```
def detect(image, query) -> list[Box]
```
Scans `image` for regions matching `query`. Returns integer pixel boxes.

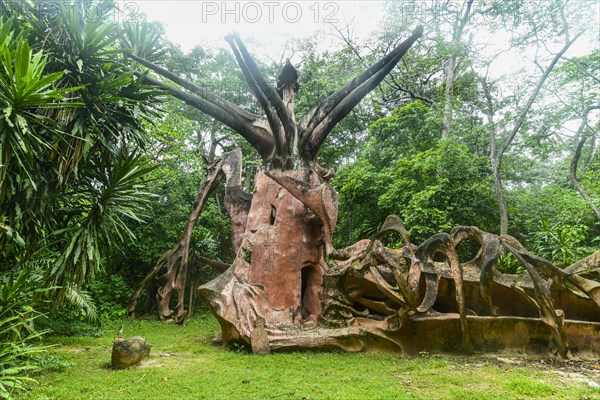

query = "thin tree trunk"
[570,105,600,222]
[187,276,196,317]
[441,53,457,139]
[207,130,218,162]
[481,30,582,235]
[492,157,509,235]
[441,0,473,139]
[481,76,509,235]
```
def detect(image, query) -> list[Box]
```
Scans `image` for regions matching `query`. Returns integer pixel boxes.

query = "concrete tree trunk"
[127,28,424,325]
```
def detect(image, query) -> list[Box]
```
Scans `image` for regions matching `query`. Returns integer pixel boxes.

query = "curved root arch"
[333,216,600,358]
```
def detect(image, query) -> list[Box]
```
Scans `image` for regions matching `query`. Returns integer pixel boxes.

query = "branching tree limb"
[299,26,424,158]
[225,36,283,159]
[441,0,474,139]
[133,71,274,158]
[499,31,584,158]
[570,104,600,222]
[482,28,583,235]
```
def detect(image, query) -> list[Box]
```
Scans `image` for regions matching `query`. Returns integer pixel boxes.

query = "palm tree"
[0,1,160,301]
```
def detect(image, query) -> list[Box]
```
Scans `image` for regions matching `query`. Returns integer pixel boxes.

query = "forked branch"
[298,26,423,159]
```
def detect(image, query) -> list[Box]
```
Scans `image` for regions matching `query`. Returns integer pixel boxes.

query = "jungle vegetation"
[0,0,598,397]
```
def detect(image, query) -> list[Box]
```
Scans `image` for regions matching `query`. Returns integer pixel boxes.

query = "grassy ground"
[19,312,600,400]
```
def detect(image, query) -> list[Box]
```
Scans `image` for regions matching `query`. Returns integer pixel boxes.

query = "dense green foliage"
[0,2,162,396]
[0,268,51,397]
[334,101,498,246]
[0,0,598,397]
[0,1,159,288]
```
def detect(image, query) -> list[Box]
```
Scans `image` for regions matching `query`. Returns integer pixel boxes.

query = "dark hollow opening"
[300,266,312,320]
[433,251,446,262]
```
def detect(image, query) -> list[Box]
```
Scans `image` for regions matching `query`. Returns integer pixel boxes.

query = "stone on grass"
[111,336,151,369]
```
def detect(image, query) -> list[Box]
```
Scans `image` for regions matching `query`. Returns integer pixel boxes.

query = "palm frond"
[63,285,98,321]
[49,155,156,296]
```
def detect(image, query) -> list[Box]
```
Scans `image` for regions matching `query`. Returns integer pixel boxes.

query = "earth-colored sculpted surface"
[200,210,600,359]
[126,27,599,358]
[199,164,335,342]
[111,336,152,369]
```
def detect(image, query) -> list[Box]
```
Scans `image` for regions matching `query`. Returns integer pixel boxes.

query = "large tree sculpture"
[128,26,424,323]
[128,28,600,358]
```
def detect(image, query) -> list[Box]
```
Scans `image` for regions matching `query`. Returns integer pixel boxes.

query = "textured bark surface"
[199,164,332,341]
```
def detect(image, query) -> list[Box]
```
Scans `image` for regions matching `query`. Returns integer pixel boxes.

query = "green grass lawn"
[19,312,600,400]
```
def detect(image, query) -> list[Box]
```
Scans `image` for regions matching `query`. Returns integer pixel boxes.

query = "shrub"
[0,268,51,399]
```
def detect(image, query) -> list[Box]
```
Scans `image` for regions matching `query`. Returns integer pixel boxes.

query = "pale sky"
[121,1,598,75]
[121,0,386,57]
